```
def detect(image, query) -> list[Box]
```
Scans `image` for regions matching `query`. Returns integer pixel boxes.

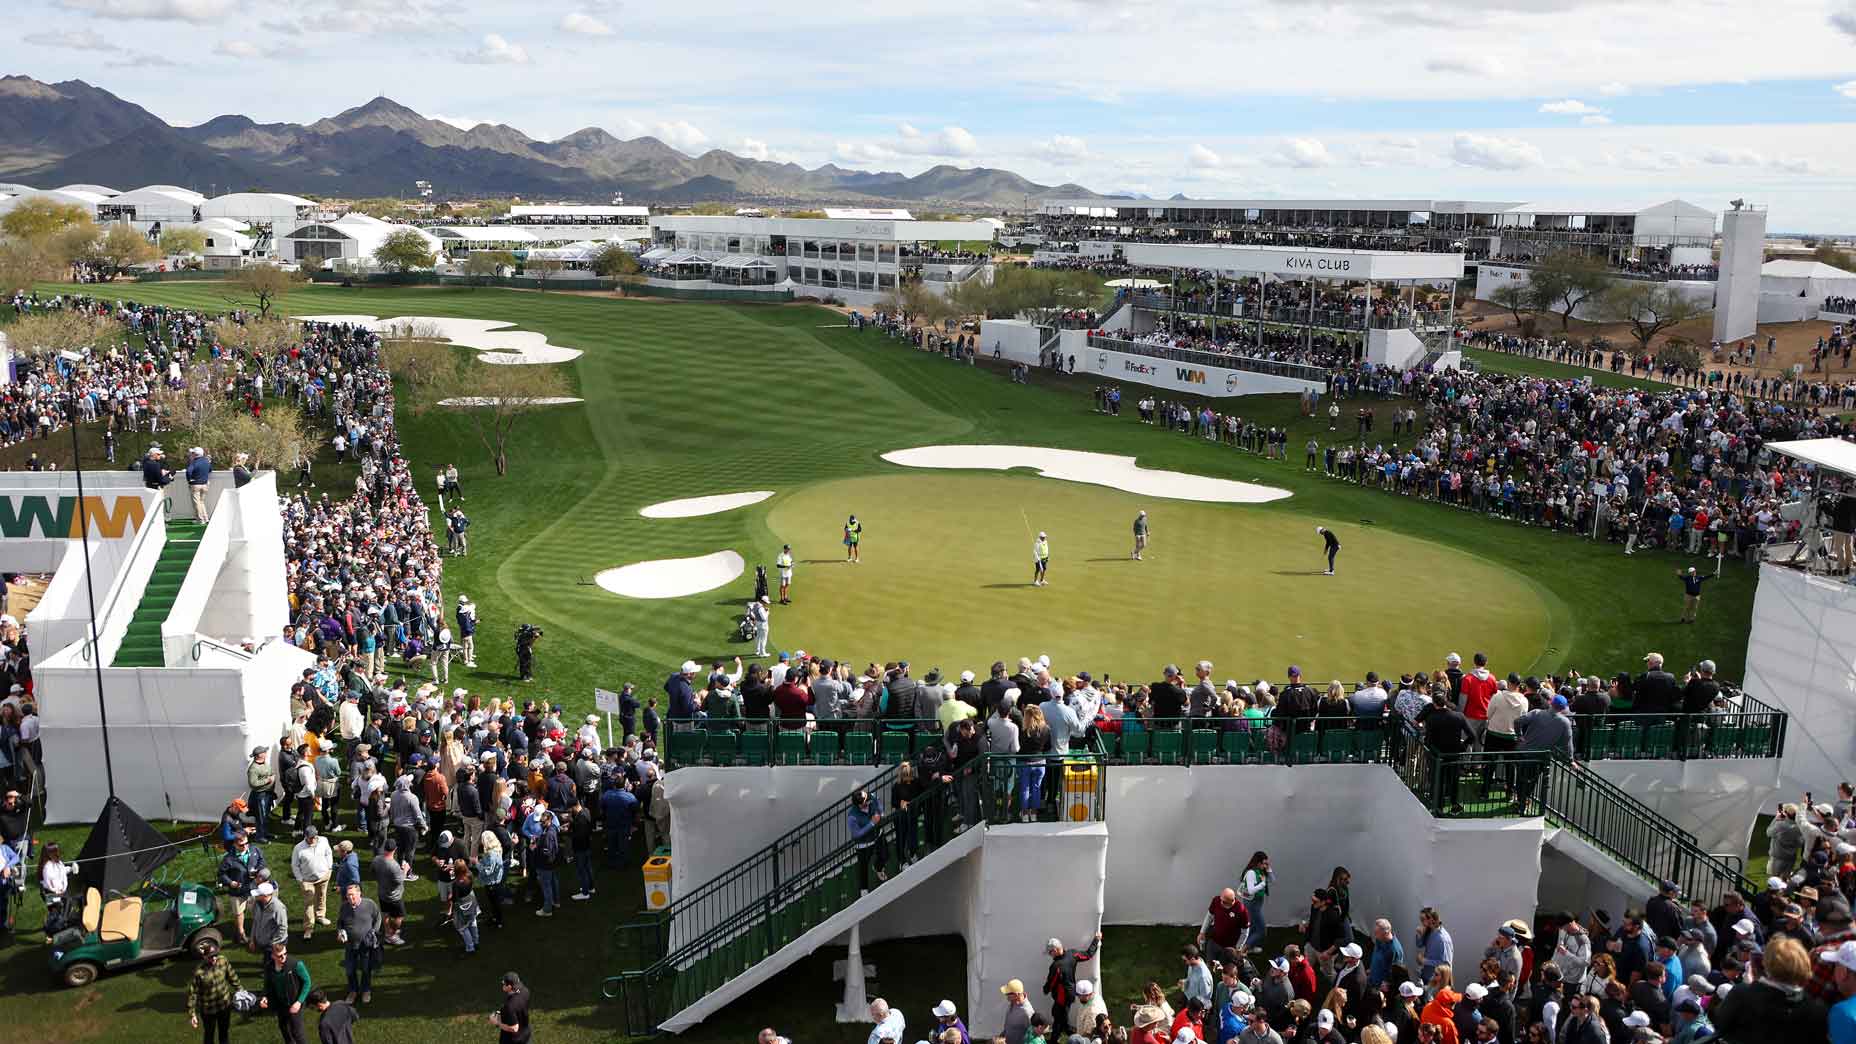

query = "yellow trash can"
[1063,760,1099,822]
[643,855,673,910]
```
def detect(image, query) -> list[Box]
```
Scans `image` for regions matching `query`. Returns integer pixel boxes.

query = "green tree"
[1489,283,1538,337]
[95,223,158,279]
[1527,251,1612,330]
[1811,244,1856,272]
[229,264,301,319]
[462,249,515,286]
[372,229,437,273]
[1599,282,1709,352]
[157,226,208,259]
[590,243,641,281]
[0,198,92,241]
[437,362,574,475]
[525,256,565,281]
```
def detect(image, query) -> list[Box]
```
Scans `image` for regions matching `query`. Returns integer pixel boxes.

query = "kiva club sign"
[0,494,149,540]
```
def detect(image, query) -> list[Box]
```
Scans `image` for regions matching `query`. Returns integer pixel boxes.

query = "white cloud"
[458,33,530,65]
[1451,132,1543,170]
[1034,135,1089,161]
[738,138,770,160]
[1539,99,1601,115]
[272,0,450,34]
[652,120,708,150]
[897,123,979,157]
[1834,4,1856,38]
[1355,136,1422,167]
[559,12,613,36]
[835,142,891,164]
[1703,147,1764,166]
[1579,115,1612,126]
[1771,156,1819,174]
[1188,143,1223,169]
[1836,81,1856,100]
[23,28,122,51]
[1609,148,1685,171]
[213,40,261,59]
[1276,137,1332,168]
[108,53,180,67]
[431,115,486,131]
[54,0,233,21]
[1424,55,1502,76]
[1597,81,1631,96]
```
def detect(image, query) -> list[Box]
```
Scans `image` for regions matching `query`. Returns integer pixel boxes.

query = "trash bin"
[643,854,673,910]
[1063,759,1099,821]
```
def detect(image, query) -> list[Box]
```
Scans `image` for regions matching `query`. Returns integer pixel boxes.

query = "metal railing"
[605,750,1107,1033]
[1096,716,1397,766]
[1399,736,1757,906]
[1085,333,1333,383]
[661,718,950,768]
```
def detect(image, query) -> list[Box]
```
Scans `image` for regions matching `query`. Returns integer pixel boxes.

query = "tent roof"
[712,254,775,268]
[76,796,178,899]
[660,249,715,264]
[1767,438,1856,478]
[640,246,675,262]
[1762,259,1856,280]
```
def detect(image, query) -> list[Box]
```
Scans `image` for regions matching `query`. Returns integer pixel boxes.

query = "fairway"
[764,471,1552,680]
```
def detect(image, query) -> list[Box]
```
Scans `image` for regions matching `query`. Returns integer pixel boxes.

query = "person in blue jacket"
[849,788,886,893]
[599,781,639,869]
[185,446,213,522]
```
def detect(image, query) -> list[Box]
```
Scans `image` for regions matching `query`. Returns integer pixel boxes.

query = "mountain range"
[0,76,1103,208]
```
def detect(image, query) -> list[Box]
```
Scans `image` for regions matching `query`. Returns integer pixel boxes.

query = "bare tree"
[1600,282,1710,352]
[1527,251,1612,330]
[437,363,573,475]
[229,264,302,319]
[3,310,117,356]
[381,321,460,402]
[1489,283,1538,338]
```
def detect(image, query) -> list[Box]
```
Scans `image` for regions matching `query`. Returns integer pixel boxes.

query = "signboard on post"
[595,688,620,747]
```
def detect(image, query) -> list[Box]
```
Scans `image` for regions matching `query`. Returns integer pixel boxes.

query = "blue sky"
[15,0,1856,231]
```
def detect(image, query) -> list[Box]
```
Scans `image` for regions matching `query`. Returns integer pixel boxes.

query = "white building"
[198,192,321,230]
[1759,259,1856,323]
[95,184,207,231]
[645,214,997,307]
[278,212,442,270]
[0,186,114,220]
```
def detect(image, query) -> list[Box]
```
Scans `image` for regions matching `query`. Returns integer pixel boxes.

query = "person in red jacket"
[1458,653,1499,746]
[1420,972,1463,1044]
[1284,944,1318,1001]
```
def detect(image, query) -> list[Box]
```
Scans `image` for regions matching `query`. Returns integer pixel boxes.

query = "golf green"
[762,471,1552,682]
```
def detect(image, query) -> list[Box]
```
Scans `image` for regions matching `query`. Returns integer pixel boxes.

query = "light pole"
[59,350,114,799]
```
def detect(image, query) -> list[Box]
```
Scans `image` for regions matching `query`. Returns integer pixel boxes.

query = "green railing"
[1397,737,1757,907]
[605,750,1107,1034]
[662,719,949,768]
[1097,717,1394,766]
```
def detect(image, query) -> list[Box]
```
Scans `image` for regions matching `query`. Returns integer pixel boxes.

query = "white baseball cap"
[1398,982,1424,998]
[1623,1011,1651,1028]
[681,660,699,674]
[1340,942,1363,959]
[254,882,275,896]
[1463,983,1488,1001]
[932,1000,958,1018]
[1077,980,1095,998]
[1819,940,1856,972]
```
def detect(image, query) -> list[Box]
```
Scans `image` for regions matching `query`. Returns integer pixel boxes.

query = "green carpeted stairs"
[111,520,205,667]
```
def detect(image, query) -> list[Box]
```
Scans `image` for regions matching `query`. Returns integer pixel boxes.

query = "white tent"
[1761,259,1856,304]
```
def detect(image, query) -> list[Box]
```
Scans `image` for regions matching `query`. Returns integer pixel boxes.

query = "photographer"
[515,624,543,682]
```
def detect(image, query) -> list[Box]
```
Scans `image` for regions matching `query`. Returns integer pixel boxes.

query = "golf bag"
[753,565,769,602]
[736,610,757,643]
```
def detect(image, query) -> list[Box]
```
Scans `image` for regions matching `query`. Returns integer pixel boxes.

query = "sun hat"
[998,978,1026,995]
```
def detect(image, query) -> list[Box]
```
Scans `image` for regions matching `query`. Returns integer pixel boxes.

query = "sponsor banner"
[1091,347,1324,397]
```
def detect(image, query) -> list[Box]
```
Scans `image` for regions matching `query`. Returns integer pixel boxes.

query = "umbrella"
[75,796,177,900]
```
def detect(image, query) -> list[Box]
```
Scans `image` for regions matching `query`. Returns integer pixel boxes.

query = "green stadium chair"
[1249,729,1276,765]
[1151,729,1184,765]
[1585,723,1617,760]
[1220,730,1249,764]
[1289,730,1319,765]
[1706,724,1742,757]
[1321,729,1356,763]
[1614,723,1643,759]
[774,730,806,765]
[879,730,912,764]
[739,727,770,766]
[1742,723,1773,758]
[811,730,841,765]
[1644,722,1676,757]
[1120,729,1151,764]
[704,730,739,765]
[1190,729,1219,764]
[666,729,705,767]
[841,728,873,765]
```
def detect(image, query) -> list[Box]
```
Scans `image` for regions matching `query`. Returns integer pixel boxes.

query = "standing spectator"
[849,788,887,893]
[453,862,480,955]
[1000,978,1035,1044]
[531,808,560,917]
[218,831,267,945]
[1823,940,1856,1044]
[335,882,382,1004]
[291,825,333,940]
[1711,936,1827,1042]
[1417,908,1455,987]
[1240,852,1273,951]
[1199,887,1252,967]
[1677,567,1713,623]
[1044,931,1102,1036]
[248,746,277,843]
[185,446,212,522]
[250,881,290,954]
[258,943,313,1044]
[1369,918,1406,988]
[310,990,359,1044]
[456,595,478,668]
[491,971,532,1044]
[187,936,240,1044]
[568,800,596,900]
[371,837,408,946]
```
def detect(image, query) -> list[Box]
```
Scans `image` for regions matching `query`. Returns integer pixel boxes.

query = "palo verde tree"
[1599,281,1710,353]
[1526,251,1613,331]
[229,264,303,319]
[372,229,437,273]
[435,362,573,476]
[94,223,159,279]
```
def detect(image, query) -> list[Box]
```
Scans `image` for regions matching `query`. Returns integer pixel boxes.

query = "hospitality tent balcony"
[709,254,780,286]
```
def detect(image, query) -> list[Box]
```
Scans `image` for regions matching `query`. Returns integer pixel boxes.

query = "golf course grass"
[0,281,1768,1042]
[765,471,1551,681]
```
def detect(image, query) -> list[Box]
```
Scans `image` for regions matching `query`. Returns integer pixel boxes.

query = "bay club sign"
[1123,242,1464,282]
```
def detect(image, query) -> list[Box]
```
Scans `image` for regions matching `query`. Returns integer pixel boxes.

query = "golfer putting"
[1318,525,1340,574]
[1033,531,1051,586]
[1132,510,1149,560]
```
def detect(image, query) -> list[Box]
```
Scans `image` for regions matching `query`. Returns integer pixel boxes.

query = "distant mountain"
[0,77,1105,208]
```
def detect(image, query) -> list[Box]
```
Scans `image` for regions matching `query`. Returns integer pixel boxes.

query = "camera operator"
[515,624,543,682]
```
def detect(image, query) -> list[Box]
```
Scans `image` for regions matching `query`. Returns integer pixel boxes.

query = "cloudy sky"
[16,0,1856,231]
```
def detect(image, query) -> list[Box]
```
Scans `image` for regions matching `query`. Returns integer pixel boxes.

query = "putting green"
[762,471,1553,683]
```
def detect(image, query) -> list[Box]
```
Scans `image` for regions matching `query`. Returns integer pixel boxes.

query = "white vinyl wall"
[1741,563,1856,795]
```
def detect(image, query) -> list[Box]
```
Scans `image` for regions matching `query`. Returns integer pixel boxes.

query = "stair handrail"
[605,750,1107,1031]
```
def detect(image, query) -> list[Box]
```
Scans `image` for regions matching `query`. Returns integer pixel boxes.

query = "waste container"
[1063,758,1099,821]
[643,854,673,910]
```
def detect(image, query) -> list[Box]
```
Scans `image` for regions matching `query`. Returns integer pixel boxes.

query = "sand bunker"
[298,314,583,365]
[595,550,745,599]
[437,396,584,407]
[639,491,775,519]
[881,445,1291,504]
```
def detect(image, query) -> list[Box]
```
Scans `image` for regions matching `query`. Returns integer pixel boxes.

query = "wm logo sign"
[0,495,148,539]
[1176,368,1206,384]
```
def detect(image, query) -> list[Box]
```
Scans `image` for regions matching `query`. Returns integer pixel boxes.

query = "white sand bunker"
[437,396,585,407]
[640,491,775,519]
[596,550,745,599]
[881,445,1291,504]
[297,314,583,365]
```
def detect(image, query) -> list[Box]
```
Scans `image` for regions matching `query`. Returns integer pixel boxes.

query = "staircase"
[607,753,1106,1035]
[112,519,205,667]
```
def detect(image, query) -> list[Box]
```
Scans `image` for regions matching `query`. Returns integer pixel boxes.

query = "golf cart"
[47,796,222,988]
